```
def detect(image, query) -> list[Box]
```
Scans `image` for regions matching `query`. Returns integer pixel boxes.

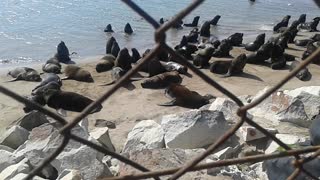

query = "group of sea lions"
[104,23,134,34]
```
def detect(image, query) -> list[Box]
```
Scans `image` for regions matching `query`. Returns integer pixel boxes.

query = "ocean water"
[0,0,319,67]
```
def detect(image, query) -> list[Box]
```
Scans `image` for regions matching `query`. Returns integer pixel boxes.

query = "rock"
[213,147,234,159]
[11,173,47,180]
[79,117,89,133]
[95,119,116,129]
[122,120,164,153]
[0,144,14,152]
[0,150,24,172]
[265,156,320,180]
[292,92,320,119]
[0,125,29,149]
[209,98,240,122]
[0,158,31,180]
[90,127,116,152]
[265,134,308,154]
[239,126,277,142]
[211,165,249,180]
[248,162,268,180]
[58,169,82,180]
[284,86,320,97]
[10,111,49,131]
[275,99,310,127]
[161,110,230,149]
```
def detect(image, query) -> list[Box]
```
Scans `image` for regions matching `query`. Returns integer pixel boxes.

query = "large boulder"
[9,111,49,131]
[284,86,320,97]
[90,127,116,152]
[0,125,29,149]
[291,92,320,119]
[122,120,165,153]
[161,110,230,149]
[0,158,31,180]
[265,134,308,154]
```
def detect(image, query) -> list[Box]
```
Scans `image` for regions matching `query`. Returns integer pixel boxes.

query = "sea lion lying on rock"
[158,84,215,108]
[42,62,61,74]
[141,71,182,89]
[7,67,41,82]
[62,65,94,82]
[32,73,61,92]
[210,53,247,77]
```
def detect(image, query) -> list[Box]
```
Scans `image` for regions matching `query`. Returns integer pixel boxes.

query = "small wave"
[258,24,273,31]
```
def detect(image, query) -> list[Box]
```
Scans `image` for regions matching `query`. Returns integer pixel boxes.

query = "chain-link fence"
[1,0,320,179]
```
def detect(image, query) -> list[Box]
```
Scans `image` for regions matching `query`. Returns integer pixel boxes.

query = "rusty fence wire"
[0,0,320,179]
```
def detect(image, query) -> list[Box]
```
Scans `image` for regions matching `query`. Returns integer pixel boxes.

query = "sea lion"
[186,28,199,43]
[7,67,41,82]
[298,17,320,32]
[148,59,166,77]
[55,41,71,63]
[244,33,265,51]
[46,57,61,66]
[111,41,120,57]
[33,73,61,91]
[172,19,183,29]
[209,15,221,25]
[210,53,247,77]
[276,20,300,34]
[106,37,116,54]
[42,63,61,74]
[211,40,221,49]
[158,84,215,108]
[114,48,132,71]
[96,55,115,73]
[131,48,141,63]
[193,47,215,68]
[62,65,94,82]
[159,18,165,25]
[227,33,243,46]
[184,16,200,27]
[99,67,126,86]
[283,53,295,62]
[294,39,314,47]
[104,24,114,33]
[310,114,320,145]
[246,42,274,64]
[302,41,319,60]
[23,94,46,113]
[212,39,233,57]
[200,21,211,38]
[311,34,320,41]
[289,61,311,81]
[141,71,182,89]
[298,14,306,24]
[43,89,102,113]
[273,15,291,32]
[270,55,286,70]
[176,36,188,49]
[124,23,133,34]
[161,61,188,74]
[32,81,61,97]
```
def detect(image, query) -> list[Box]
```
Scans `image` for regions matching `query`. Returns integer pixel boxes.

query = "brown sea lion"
[158,84,215,108]
[96,54,115,73]
[148,59,166,77]
[210,53,247,77]
[141,71,182,89]
[244,33,265,51]
[62,65,94,82]
[43,89,102,113]
[42,63,61,74]
[7,67,41,82]
[193,47,215,68]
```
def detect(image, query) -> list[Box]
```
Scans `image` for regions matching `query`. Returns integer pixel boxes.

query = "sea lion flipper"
[158,99,178,106]
[61,76,70,80]
[57,108,67,117]
[98,80,115,86]
[5,77,20,82]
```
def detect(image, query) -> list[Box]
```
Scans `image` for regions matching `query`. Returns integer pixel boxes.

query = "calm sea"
[0,0,319,67]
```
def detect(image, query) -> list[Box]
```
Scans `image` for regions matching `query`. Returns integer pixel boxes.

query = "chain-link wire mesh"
[1,0,320,179]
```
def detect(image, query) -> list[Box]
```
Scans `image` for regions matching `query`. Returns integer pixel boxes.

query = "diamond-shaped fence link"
[1,0,319,179]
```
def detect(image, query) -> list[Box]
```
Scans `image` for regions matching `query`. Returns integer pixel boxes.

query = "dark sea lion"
[289,61,311,81]
[209,15,221,25]
[158,84,215,108]
[96,55,115,73]
[32,81,61,97]
[276,20,300,34]
[141,71,182,89]
[148,59,166,77]
[310,114,320,145]
[106,36,116,54]
[159,18,165,25]
[283,53,295,62]
[161,61,188,74]
[227,33,243,46]
[23,95,46,113]
[43,89,102,113]
[200,21,211,38]
[210,53,247,77]
[270,55,286,70]
[55,41,71,63]
[62,65,94,82]
[176,36,188,49]
[212,39,233,57]
[298,14,306,23]
[42,63,61,74]
[111,41,120,57]
[7,67,41,82]
[33,73,61,91]
[294,39,314,47]
[311,34,320,41]
[276,32,290,49]
[184,16,200,27]
[104,24,114,33]
[186,28,199,43]
[193,47,215,68]
[131,48,141,63]
[302,41,319,60]
[114,48,132,71]
[124,23,133,34]
[46,57,61,66]
[298,17,320,32]
[273,15,291,32]
[212,40,221,49]
[172,19,183,29]
[244,33,265,51]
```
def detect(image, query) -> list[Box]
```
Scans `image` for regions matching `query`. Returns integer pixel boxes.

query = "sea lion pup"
[273,15,291,32]
[104,24,114,32]
[212,39,233,57]
[95,54,116,73]
[111,41,120,57]
[7,67,41,82]
[106,36,116,54]
[210,53,247,77]
[209,15,221,25]
[131,48,141,63]
[184,16,200,27]
[193,47,215,68]
[124,23,133,34]
[141,71,182,89]
[114,48,132,71]
[310,114,320,145]
[43,89,102,113]
[244,33,265,51]
[62,65,94,82]
[158,84,215,108]
[200,21,211,38]
[289,61,311,81]
[161,61,188,74]
[302,41,319,60]
[298,17,320,32]
[294,39,314,47]
[298,14,306,24]
[54,41,71,63]
[227,33,243,46]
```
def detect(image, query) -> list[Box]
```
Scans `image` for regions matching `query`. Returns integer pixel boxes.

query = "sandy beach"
[0,31,319,151]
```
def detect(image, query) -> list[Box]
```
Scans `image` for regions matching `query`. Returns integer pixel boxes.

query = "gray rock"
[239,126,277,142]
[122,120,164,153]
[0,145,14,152]
[213,147,234,159]
[11,173,47,180]
[0,125,29,149]
[0,158,31,180]
[294,92,320,119]
[265,134,308,154]
[90,127,116,152]
[10,111,49,131]
[58,169,82,180]
[284,86,320,97]
[0,150,24,172]
[161,110,230,149]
